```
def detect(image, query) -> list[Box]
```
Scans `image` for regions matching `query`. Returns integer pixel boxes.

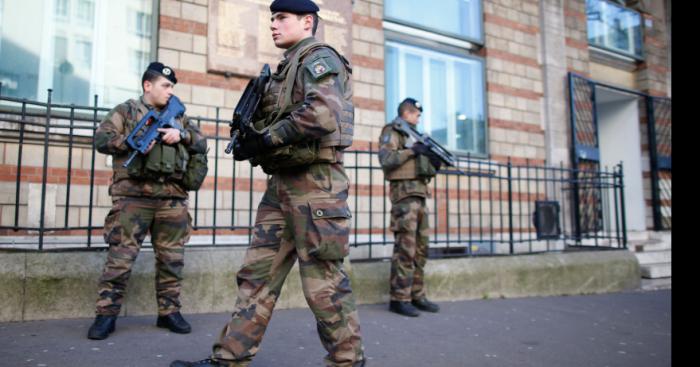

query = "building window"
[131,50,149,73]
[586,0,643,59]
[76,0,94,25]
[0,0,156,107]
[55,0,69,20]
[75,40,92,68]
[130,10,152,38]
[385,41,487,156]
[384,0,483,44]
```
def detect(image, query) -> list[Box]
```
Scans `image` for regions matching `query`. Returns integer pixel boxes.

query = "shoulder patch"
[381,133,391,144]
[305,57,336,81]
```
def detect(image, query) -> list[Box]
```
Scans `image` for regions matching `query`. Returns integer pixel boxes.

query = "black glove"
[232,134,268,161]
[410,142,431,156]
[428,153,442,170]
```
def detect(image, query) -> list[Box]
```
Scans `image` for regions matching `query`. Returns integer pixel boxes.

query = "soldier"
[87,62,208,340]
[378,98,442,317]
[170,0,365,366]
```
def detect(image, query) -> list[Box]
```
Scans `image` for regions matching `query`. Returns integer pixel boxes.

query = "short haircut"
[141,69,163,91]
[398,100,420,117]
[297,13,319,35]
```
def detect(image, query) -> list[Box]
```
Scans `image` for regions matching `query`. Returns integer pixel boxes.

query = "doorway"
[595,87,646,231]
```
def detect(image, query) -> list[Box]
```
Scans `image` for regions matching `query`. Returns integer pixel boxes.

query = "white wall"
[596,89,646,231]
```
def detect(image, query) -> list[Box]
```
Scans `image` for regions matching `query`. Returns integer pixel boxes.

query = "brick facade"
[0,0,671,236]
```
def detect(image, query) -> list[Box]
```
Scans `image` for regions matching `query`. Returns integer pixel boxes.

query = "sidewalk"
[0,289,671,367]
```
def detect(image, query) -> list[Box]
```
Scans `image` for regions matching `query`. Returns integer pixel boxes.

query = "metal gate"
[568,73,605,242]
[568,72,672,236]
[647,97,672,230]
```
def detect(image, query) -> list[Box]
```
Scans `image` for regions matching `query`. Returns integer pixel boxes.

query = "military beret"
[145,61,177,84]
[270,0,320,14]
[400,97,423,113]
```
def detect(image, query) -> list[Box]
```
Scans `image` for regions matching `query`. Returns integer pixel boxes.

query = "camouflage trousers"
[389,196,429,302]
[212,163,365,367]
[95,197,191,316]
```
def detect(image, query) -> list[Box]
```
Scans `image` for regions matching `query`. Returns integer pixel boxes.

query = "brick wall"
[563,0,590,76]
[350,0,386,151]
[2,0,666,239]
[483,0,546,165]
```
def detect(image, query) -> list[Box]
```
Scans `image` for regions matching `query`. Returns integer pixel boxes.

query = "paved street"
[0,289,671,367]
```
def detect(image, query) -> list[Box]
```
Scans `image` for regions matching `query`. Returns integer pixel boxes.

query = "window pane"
[385,0,482,43]
[77,0,94,25]
[385,45,399,121]
[131,10,152,38]
[586,0,643,58]
[455,61,485,153]
[428,59,447,145]
[404,53,423,105]
[54,0,68,19]
[385,41,487,155]
[0,0,155,106]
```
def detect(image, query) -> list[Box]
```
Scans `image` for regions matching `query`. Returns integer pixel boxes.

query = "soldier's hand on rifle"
[232,134,268,161]
[158,128,182,145]
[410,142,431,156]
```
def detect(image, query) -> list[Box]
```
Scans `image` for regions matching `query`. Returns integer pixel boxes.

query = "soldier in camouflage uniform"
[379,98,442,317]
[87,62,208,340]
[171,1,364,366]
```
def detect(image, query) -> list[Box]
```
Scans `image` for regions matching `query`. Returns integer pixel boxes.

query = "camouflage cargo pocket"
[307,198,352,260]
[103,203,123,246]
[390,202,411,233]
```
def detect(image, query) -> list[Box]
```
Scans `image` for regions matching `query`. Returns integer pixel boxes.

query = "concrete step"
[627,231,650,242]
[649,231,672,243]
[641,277,672,291]
[630,239,671,252]
[634,250,671,265]
[641,263,672,279]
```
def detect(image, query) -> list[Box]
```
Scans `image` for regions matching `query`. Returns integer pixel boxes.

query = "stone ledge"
[0,249,640,322]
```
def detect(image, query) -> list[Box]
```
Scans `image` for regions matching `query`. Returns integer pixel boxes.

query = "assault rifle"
[395,119,459,168]
[224,64,271,155]
[123,95,186,168]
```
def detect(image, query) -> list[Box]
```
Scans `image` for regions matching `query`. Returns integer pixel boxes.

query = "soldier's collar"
[391,117,410,135]
[283,36,317,59]
[392,116,410,126]
[140,95,162,112]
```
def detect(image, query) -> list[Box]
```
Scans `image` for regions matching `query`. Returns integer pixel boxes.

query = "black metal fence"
[0,90,628,258]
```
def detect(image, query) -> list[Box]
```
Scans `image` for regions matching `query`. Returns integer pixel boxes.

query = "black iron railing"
[0,90,628,257]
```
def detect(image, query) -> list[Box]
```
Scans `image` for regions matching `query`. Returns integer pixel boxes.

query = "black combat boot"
[157,311,192,334]
[412,297,440,313]
[87,315,117,340]
[170,359,227,367]
[389,300,420,317]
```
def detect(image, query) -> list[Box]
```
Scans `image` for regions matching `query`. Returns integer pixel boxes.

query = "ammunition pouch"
[252,140,320,175]
[181,150,209,191]
[415,154,437,178]
[124,143,188,182]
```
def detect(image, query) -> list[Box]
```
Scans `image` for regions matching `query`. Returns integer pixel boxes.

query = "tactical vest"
[383,123,436,181]
[112,99,189,183]
[252,40,354,173]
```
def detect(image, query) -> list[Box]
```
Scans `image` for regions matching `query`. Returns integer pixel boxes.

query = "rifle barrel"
[123,150,139,168]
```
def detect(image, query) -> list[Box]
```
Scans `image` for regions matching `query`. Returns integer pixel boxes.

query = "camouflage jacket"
[95,96,207,199]
[378,117,431,203]
[257,37,354,150]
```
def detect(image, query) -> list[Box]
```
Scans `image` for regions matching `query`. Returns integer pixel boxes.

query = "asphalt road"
[0,289,671,367]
